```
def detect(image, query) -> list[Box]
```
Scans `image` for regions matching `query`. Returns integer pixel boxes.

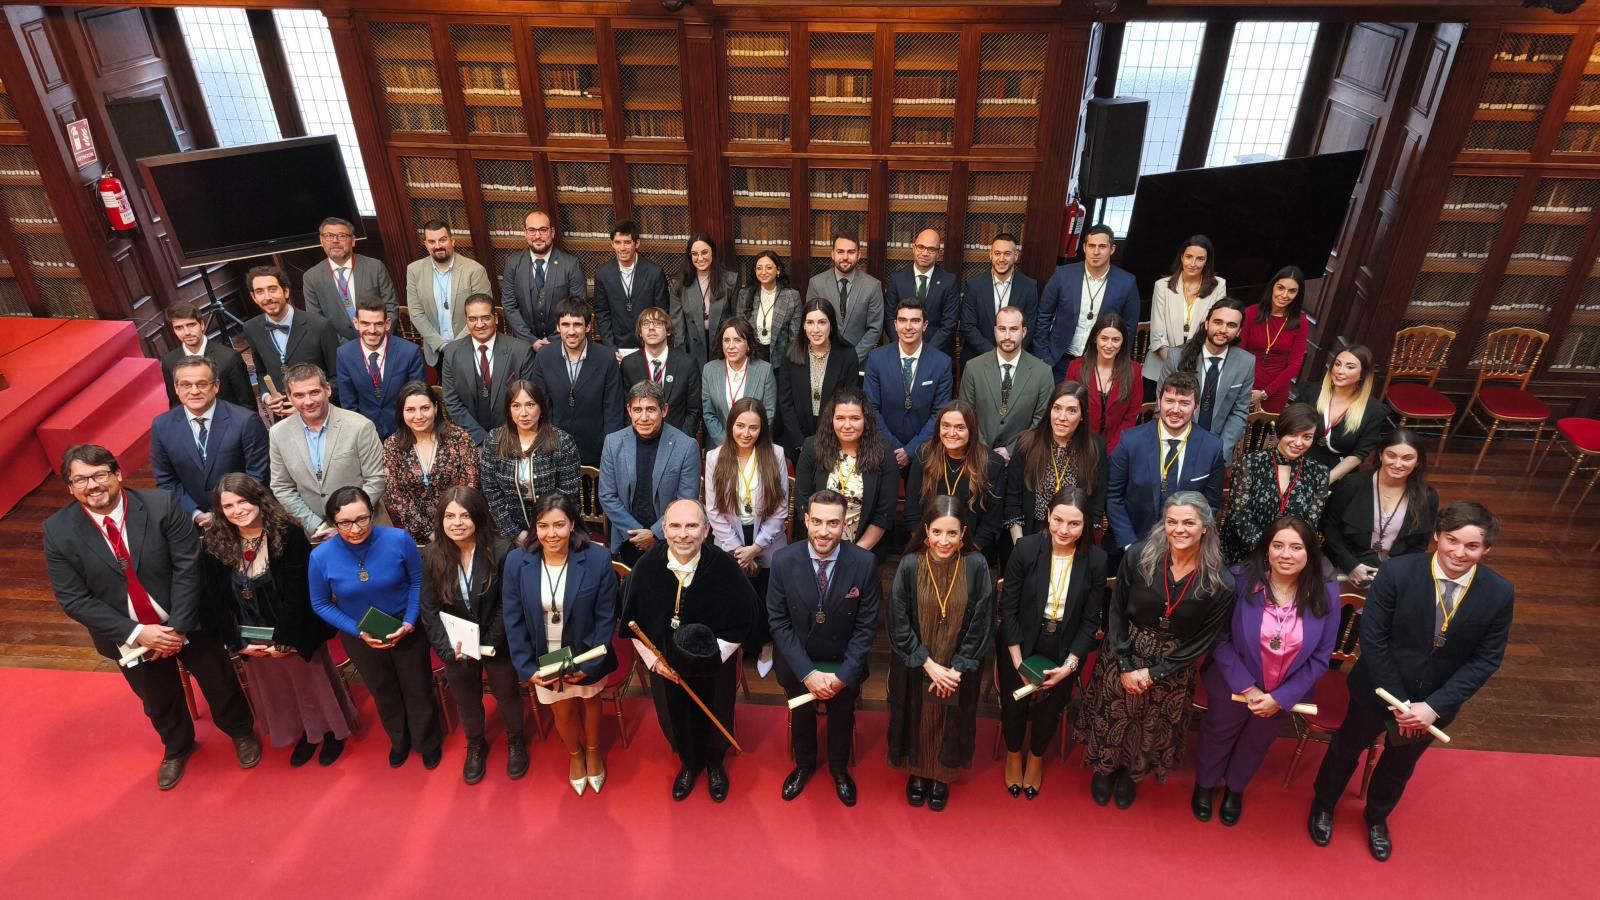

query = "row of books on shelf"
[547,109,605,138]
[964,220,1024,248]
[893,122,954,146]
[732,72,788,99]
[482,182,537,195]
[1490,280,1563,308]
[811,121,871,144]
[534,31,596,60]
[727,33,787,57]
[729,115,789,141]
[541,65,601,96]
[633,208,687,238]
[735,214,788,242]
[809,212,864,244]
[1568,79,1600,109]
[1556,126,1600,153]
[390,106,449,132]
[623,111,684,139]
[0,188,59,224]
[1463,122,1532,151]
[459,63,520,93]
[1492,35,1566,63]
[979,74,1043,102]
[811,170,867,198]
[1478,75,1553,111]
[894,75,957,102]
[733,169,789,196]
[376,63,441,92]
[467,109,526,134]
[811,74,869,100]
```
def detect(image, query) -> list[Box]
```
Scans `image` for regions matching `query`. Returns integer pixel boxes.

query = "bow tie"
[267,322,290,333]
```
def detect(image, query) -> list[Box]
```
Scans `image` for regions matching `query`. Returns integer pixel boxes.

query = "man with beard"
[405,221,491,369]
[805,233,883,370]
[502,208,587,348]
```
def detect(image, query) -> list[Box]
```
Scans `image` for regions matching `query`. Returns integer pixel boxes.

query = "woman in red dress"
[1239,266,1307,413]
[1064,313,1142,453]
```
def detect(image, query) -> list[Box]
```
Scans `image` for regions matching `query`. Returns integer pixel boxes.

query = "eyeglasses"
[69,470,116,488]
[175,380,217,391]
[912,243,941,253]
[320,232,354,241]
[525,226,553,235]
[334,514,373,531]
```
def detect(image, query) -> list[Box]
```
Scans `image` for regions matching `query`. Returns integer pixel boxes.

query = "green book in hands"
[538,646,574,674]
[239,625,275,644]
[357,607,405,640]
[1018,654,1057,686]
[813,660,841,676]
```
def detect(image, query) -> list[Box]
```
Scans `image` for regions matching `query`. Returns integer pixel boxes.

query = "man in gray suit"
[405,221,492,367]
[302,216,397,342]
[805,234,882,370]
[959,305,1053,461]
[1157,296,1257,459]
[597,381,700,566]
[268,362,386,540]
[501,209,587,349]
[440,293,537,445]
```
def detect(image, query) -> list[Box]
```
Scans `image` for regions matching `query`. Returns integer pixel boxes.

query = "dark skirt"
[1075,625,1198,783]
[885,657,982,780]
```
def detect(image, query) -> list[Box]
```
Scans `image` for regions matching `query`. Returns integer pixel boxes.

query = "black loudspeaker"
[1080,96,1148,199]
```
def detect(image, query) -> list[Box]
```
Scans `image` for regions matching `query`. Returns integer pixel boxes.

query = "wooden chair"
[1383,325,1457,456]
[1233,409,1280,471]
[1136,401,1156,426]
[1458,327,1551,473]
[1283,592,1381,796]
[1133,321,1151,363]
[597,560,638,747]
[578,464,608,544]
[1533,418,1600,510]
[394,306,422,343]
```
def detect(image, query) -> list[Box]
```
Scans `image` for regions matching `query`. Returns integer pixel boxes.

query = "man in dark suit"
[1157,297,1257,459]
[532,296,626,467]
[598,381,700,565]
[1037,224,1142,380]
[43,444,259,790]
[242,264,341,416]
[335,295,426,439]
[960,232,1040,365]
[864,297,954,471]
[595,219,668,350]
[620,305,701,436]
[1106,370,1226,550]
[768,489,880,807]
[440,293,537,445]
[1310,501,1514,862]
[159,301,254,411]
[884,228,959,355]
[501,208,587,349]
[301,216,397,343]
[150,357,269,527]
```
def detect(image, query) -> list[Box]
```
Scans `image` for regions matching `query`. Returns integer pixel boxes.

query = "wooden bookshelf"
[727,28,791,147]
[534,25,606,142]
[551,159,614,293]
[808,29,875,150]
[961,167,1031,282]
[368,19,450,135]
[730,163,793,279]
[892,31,960,149]
[808,165,871,276]
[451,23,526,139]
[628,160,691,275]
[973,30,1048,149]
[0,134,89,317]
[886,167,952,263]
[615,27,684,144]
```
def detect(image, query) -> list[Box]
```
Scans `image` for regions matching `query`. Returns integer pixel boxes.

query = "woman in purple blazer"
[1194,515,1337,825]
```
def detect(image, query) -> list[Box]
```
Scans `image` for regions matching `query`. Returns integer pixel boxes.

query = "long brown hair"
[494,379,555,459]
[905,494,977,556]
[813,385,887,474]
[1372,427,1433,533]
[1084,312,1134,400]
[918,400,991,516]
[1017,380,1100,497]
[711,397,786,520]
[1242,515,1331,618]
[421,486,498,608]
[391,380,446,453]
[1254,265,1306,329]
[204,473,301,566]
[1164,234,1218,298]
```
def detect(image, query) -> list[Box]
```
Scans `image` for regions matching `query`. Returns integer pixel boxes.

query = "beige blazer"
[269,405,388,535]
[1145,274,1228,378]
[405,253,492,365]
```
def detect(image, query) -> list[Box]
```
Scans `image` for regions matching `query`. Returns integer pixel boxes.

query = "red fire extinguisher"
[1060,191,1086,260]
[98,170,137,232]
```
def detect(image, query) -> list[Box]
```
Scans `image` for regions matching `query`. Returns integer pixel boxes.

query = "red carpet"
[1,667,1587,897]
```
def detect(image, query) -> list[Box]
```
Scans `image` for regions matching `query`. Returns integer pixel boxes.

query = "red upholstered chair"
[1459,327,1551,473]
[1283,592,1380,796]
[1533,417,1600,509]
[1382,325,1457,457]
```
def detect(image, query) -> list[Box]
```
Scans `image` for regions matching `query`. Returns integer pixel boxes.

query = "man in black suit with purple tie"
[768,489,881,807]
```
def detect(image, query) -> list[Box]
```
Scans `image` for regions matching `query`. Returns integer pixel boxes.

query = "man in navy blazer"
[1311,502,1514,862]
[531,297,626,467]
[884,228,959,355]
[960,232,1039,365]
[334,296,426,439]
[598,381,701,564]
[865,297,953,471]
[594,220,669,350]
[1107,370,1225,549]
[1037,225,1142,380]
[768,489,881,806]
[501,209,587,348]
[150,357,269,527]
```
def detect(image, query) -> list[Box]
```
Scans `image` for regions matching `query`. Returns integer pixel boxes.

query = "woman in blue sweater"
[309,486,441,769]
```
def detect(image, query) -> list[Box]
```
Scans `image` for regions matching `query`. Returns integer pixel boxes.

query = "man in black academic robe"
[622,499,757,803]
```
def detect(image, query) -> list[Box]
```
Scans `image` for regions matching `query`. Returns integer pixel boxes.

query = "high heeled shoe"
[568,750,587,796]
[1003,750,1023,798]
[585,745,606,794]
[1022,752,1045,800]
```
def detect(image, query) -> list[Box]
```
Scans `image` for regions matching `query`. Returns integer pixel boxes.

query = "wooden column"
[246,9,304,139]
[1175,20,1235,171]
[681,20,726,245]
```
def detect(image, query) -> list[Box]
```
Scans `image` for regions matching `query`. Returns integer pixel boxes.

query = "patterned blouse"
[479,425,583,541]
[382,423,479,543]
[1220,449,1330,564]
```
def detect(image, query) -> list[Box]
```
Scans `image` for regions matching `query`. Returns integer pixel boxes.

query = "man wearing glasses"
[267,362,387,540]
[150,356,269,528]
[884,228,959,356]
[43,444,259,790]
[301,216,397,343]
[501,209,587,349]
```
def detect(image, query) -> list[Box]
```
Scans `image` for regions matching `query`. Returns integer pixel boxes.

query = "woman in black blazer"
[419,486,523,785]
[502,493,620,796]
[998,486,1106,799]
[1005,380,1110,541]
[1294,344,1389,483]
[777,298,861,458]
[1320,428,1438,589]
[905,399,1006,555]
[795,385,897,555]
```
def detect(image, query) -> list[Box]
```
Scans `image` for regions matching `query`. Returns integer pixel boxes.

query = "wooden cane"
[1230,692,1318,716]
[628,621,743,753]
[1374,687,1451,743]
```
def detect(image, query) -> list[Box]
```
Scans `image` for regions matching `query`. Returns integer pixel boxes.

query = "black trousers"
[739,524,773,652]
[785,680,860,773]
[1311,692,1432,825]
[996,629,1074,757]
[651,656,738,771]
[441,653,526,742]
[121,629,254,757]
[340,630,442,756]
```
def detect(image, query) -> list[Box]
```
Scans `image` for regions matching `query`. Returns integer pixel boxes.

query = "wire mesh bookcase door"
[628,161,690,275]
[973,31,1048,150]
[1406,175,1519,333]
[475,156,539,290]
[1551,253,1600,373]
[533,25,606,142]
[450,23,526,140]
[727,29,790,147]
[887,168,952,270]
[809,165,870,277]
[551,160,616,295]
[731,164,792,281]
[962,168,1031,283]
[1466,31,1572,156]
[892,32,959,150]
[368,21,448,136]
[400,155,472,256]
[809,31,874,149]
[1554,33,1600,156]
[616,27,684,144]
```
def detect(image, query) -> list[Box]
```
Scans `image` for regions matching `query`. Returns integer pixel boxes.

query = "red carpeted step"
[37,356,168,475]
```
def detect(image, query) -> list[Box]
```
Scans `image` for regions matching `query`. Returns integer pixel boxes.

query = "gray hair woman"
[1074,491,1233,810]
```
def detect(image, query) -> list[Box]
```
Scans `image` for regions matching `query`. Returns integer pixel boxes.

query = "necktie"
[651,358,663,385]
[194,417,209,463]
[901,356,915,394]
[916,273,928,300]
[837,277,850,319]
[478,344,492,397]
[1162,438,1181,491]
[335,266,352,317]
[1000,363,1013,415]
[1441,581,1459,615]
[1199,356,1221,432]
[533,258,547,304]
[104,517,161,625]
[368,351,382,394]
[815,558,831,599]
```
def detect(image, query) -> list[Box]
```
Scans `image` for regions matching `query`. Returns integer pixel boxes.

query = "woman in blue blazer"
[1194,515,1337,825]
[503,493,619,796]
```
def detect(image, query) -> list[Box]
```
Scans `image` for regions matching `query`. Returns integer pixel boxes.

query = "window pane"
[177,8,281,147]
[274,10,376,216]
[1101,22,1207,238]
[1206,22,1320,168]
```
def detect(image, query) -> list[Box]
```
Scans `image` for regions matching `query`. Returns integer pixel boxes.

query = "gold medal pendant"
[1269,636,1281,651]
[814,610,826,624]
[670,616,681,630]
[1433,634,1446,649]
[359,568,369,583]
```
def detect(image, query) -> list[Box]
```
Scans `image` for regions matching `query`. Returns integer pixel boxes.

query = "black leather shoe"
[1008,783,1022,798]
[1192,784,1216,822]
[157,744,196,791]
[832,769,857,808]
[463,739,487,785]
[906,775,927,807]
[318,734,344,767]
[1090,772,1113,806]
[1308,808,1334,846]
[1367,823,1392,862]
[928,779,949,812]
[388,743,411,768]
[672,766,697,801]
[421,747,442,770]
[1113,771,1137,809]
[233,734,263,769]
[706,765,729,803]
[289,735,317,768]
[1022,785,1039,800]
[781,766,812,801]
[505,734,529,780]
[1220,789,1243,826]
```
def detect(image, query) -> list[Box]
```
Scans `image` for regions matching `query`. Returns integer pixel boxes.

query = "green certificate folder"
[538,646,574,674]
[1018,654,1057,686]
[813,660,841,675]
[358,607,404,639]
[239,625,275,644]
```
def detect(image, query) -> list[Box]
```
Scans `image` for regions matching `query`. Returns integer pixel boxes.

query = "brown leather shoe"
[233,734,263,769]
[157,745,196,791]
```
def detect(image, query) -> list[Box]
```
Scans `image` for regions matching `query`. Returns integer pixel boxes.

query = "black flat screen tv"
[138,135,364,267]
[1120,149,1366,296]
